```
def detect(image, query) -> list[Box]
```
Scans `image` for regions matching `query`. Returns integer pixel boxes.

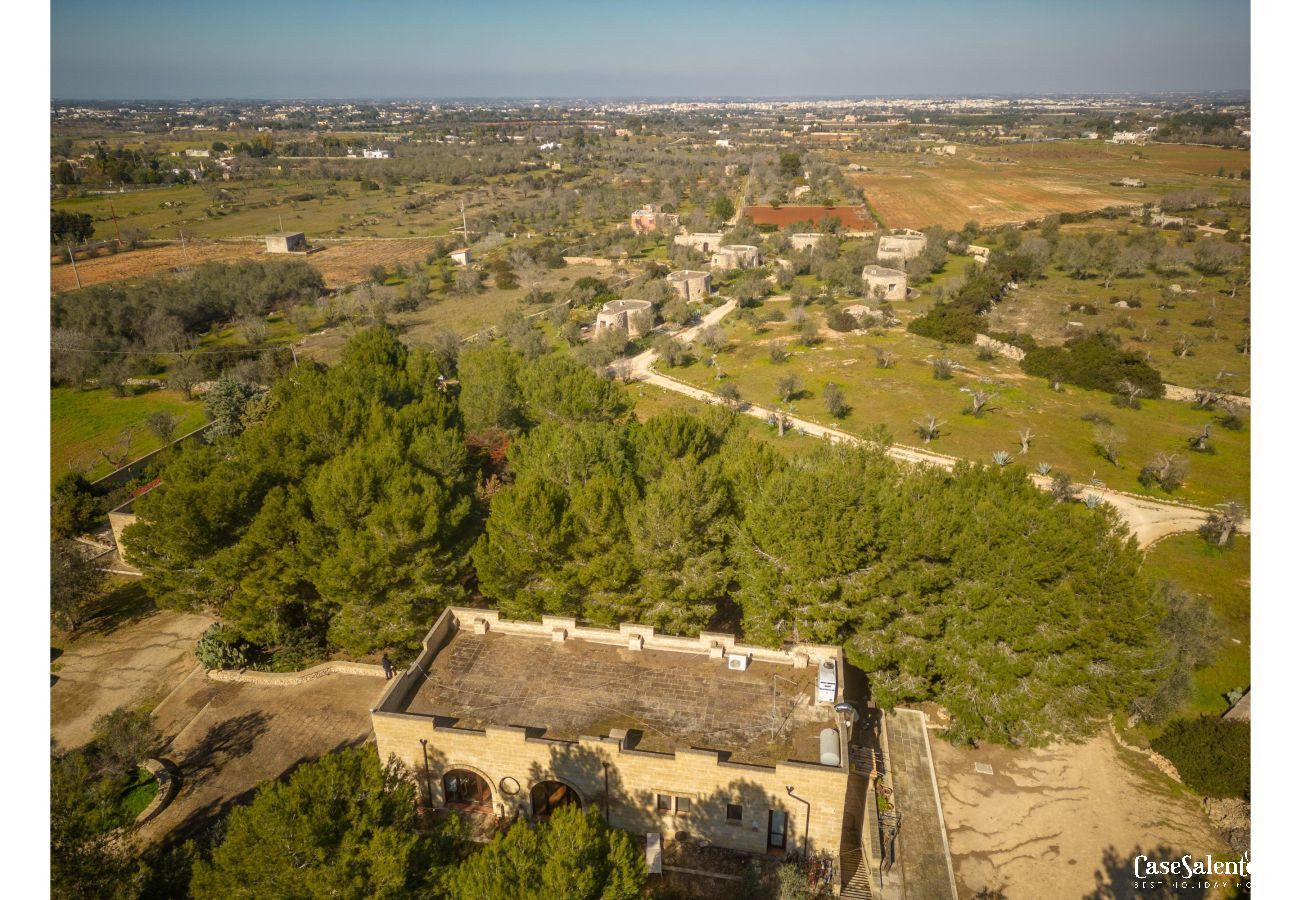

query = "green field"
[663,303,1249,506]
[52,176,470,243]
[1143,534,1250,718]
[51,386,207,481]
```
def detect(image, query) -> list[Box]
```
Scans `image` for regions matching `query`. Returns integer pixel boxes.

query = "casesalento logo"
[1133,851,1250,892]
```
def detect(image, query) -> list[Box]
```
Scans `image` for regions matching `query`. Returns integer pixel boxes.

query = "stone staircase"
[838,847,874,900]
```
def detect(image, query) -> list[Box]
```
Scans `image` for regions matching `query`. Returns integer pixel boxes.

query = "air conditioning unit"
[726,653,751,671]
[816,659,838,704]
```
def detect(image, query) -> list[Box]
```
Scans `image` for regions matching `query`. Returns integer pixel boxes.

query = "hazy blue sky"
[51,0,1249,99]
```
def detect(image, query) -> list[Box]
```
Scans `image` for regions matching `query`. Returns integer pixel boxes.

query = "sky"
[50,0,1250,100]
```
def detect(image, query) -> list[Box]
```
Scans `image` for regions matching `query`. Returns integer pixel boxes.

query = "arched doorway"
[442,769,492,810]
[530,780,581,819]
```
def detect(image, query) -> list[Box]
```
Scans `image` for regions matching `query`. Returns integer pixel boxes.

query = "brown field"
[743,205,874,230]
[50,242,264,293]
[847,141,1250,230]
[50,238,446,294]
[308,239,445,289]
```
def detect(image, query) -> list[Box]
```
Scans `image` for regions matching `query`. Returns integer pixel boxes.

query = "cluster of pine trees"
[130,327,1187,746]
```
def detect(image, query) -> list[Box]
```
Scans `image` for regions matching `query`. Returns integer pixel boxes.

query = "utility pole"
[66,244,81,289]
[460,198,469,244]
[108,201,123,248]
[178,228,192,270]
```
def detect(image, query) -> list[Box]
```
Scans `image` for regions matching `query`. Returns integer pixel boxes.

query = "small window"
[726,803,743,823]
[675,796,691,814]
[657,794,671,811]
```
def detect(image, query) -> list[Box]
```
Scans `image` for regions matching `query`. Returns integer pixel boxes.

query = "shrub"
[194,624,254,671]
[1151,717,1250,798]
[1022,332,1163,396]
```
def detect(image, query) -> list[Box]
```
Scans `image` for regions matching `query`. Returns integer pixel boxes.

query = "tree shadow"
[80,579,158,636]
[175,710,271,792]
[1084,844,1241,900]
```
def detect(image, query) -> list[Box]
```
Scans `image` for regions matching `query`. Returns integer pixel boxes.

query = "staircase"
[838,848,874,900]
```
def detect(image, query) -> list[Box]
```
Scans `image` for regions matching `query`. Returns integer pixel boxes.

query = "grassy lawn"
[114,768,159,825]
[662,303,1249,506]
[1144,534,1250,718]
[51,386,207,481]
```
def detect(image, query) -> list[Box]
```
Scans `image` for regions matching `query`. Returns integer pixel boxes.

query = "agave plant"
[992,450,1012,467]
[1036,462,1053,475]
[1083,493,1103,509]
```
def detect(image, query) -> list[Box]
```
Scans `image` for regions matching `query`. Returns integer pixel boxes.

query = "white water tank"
[820,728,841,766]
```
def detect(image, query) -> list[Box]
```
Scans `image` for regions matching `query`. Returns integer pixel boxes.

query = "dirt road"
[625,302,1250,548]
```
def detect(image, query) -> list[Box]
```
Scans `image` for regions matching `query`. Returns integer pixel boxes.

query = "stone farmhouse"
[861,265,908,301]
[594,298,653,338]
[371,608,856,858]
[876,232,927,264]
[789,233,825,252]
[265,231,308,254]
[631,204,680,234]
[666,270,711,302]
[710,244,760,270]
[674,232,725,254]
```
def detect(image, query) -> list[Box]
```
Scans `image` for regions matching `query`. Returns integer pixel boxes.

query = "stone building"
[876,232,927,264]
[265,231,307,254]
[666,270,711,302]
[789,233,824,252]
[594,298,653,338]
[673,232,724,254]
[630,204,680,234]
[861,265,908,301]
[370,608,855,859]
[450,247,472,266]
[710,244,760,271]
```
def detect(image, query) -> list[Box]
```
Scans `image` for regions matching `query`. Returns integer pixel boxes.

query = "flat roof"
[398,625,838,766]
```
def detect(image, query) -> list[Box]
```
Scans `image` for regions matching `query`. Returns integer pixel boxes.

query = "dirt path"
[625,303,1250,548]
[931,732,1229,899]
[51,610,213,751]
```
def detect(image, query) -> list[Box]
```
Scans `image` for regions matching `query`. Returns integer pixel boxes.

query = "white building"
[674,232,724,254]
[710,245,760,271]
[594,299,653,338]
[362,148,392,159]
[876,232,927,264]
[450,247,471,266]
[666,270,711,302]
[861,265,908,301]
[789,233,824,252]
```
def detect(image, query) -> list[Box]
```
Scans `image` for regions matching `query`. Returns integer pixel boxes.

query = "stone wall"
[372,715,851,856]
[974,333,1026,362]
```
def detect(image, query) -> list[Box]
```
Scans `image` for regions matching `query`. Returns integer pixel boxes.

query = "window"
[657,794,672,812]
[675,796,691,814]
[726,803,743,824]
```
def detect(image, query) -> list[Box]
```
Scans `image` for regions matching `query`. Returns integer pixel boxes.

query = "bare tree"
[1199,501,1246,547]
[1093,425,1126,465]
[168,355,203,400]
[1173,334,1195,358]
[1114,379,1146,409]
[969,389,995,417]
[1139,451,1189,492]
[98,427,139,469]
[1188,424,1212,452]
[913,414,944,444]
[238,315,268,346]
[145,411,180,444]
[1018,427,1033,455]
[776,373,801,403]
[874,347,896,369]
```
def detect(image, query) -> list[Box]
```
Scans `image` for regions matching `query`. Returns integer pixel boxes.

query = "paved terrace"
[399,626,837,767]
